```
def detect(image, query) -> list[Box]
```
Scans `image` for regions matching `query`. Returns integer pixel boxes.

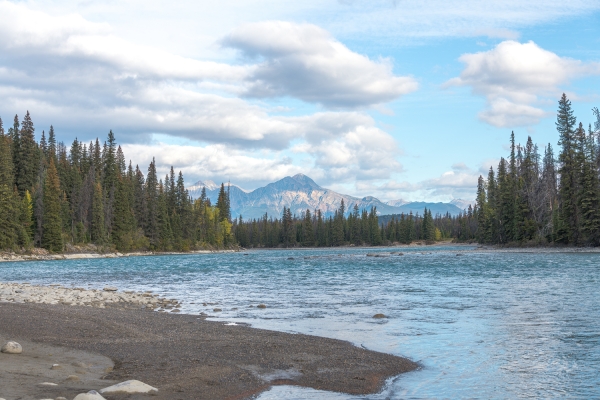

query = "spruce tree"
[578,123,600,244]
[91,182,106,244]
[556,94,580,244]
[216,183,230,222]
[42,158,63,252]
[145,159,159,246]
[16,111,39,195]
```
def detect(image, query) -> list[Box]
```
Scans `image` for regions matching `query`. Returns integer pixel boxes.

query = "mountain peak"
[189,179,219,191]
[291,173,321,189]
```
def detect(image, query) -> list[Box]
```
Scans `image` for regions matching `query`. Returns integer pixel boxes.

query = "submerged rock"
[99,379,158,394]
[373,313,386,319]
[257,304,267,309]
[1,341,22,354]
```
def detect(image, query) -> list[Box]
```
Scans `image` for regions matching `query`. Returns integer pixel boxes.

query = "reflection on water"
[1,246,599,398]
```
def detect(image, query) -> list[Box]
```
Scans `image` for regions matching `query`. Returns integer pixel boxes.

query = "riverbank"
[0,248,238,263]
[0,282,182,311]
[0,302,417,399]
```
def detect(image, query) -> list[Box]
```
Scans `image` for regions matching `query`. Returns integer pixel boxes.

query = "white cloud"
[121,143,304,187]
[446,40,600,127]
[222,21,418,108]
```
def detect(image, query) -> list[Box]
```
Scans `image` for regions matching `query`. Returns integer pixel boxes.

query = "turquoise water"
[1,247,599,398]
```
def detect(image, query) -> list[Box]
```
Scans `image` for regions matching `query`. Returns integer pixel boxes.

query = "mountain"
[187,174,466,220]
[450,199,474,211]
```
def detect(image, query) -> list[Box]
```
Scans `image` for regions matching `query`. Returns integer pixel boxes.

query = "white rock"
[73,390,106,400]
[37,382,58,386]
[99,379,158,394]
[1,341,23,354]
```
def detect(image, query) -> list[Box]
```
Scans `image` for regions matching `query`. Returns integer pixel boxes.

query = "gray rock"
[73,390,106,400]
[99,379,158,394]
[1,341,22,354]
[103,286,118,292]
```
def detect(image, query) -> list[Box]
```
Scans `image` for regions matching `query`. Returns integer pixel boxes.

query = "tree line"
[231,201,479,248]
[475,94,600,246]
[0,113,234,252]
[6,96,591,253]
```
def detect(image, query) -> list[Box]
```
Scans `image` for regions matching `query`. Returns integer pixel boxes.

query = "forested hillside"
[475,94,600,246]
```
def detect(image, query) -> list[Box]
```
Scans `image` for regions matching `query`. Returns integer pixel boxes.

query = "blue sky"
[1,0,599,202]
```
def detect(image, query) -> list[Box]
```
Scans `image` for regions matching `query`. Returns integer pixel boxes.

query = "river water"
[1,246,599,398]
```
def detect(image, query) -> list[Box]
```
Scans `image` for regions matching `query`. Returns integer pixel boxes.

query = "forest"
[0,94,598,252]
[475,94,600,246]
[0,114,235,252]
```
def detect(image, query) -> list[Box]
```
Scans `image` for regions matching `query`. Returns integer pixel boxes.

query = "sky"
[1,0,599,202]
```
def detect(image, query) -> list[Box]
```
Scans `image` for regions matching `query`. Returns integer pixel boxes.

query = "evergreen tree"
[144,159,160,247]
[216,183,231,222]
[16,111,39,195]
[556,94,580,244]
[91,182,106,244]
[42,158,63,252]
[302,209,315,246]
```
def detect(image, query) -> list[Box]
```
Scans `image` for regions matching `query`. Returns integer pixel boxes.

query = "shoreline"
[3,241,600,264]
[0,302,417,399]
[0,249,238,263]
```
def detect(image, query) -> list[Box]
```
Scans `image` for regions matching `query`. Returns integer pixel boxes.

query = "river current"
[1,246,599,399]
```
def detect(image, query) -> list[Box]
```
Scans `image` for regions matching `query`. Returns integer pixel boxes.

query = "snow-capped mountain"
[187,174,466,219]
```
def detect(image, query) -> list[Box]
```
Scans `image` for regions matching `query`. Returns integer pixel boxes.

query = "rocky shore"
[0,302,418,399]
[0,282,181,312]
[0,248,237,263]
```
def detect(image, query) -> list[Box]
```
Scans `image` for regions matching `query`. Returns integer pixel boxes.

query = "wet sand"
[0,303,417,399]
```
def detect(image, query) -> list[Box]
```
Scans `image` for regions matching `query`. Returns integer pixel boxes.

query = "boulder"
[373,313,386,319]
[99,379,158,394]
[257,304,267,309]
[1,341,22,354]
[74,390,106,400]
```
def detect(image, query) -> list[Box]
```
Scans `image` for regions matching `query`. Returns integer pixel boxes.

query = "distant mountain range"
[187,174,473,220]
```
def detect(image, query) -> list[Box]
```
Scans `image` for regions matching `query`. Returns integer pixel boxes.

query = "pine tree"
[475,175,487,242]
[42,158,63,252]
[16,111,39,195]
[578,123,600,244]
[91,181,106,244]
[556,94,580,244]
[302,209,315,246]
[145,158,159,246]
[216,183,231,222]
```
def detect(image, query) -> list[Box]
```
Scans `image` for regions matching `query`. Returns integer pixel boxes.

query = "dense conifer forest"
[475,94,600,246]
[1,94,598,252]
[0,114,235,252]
